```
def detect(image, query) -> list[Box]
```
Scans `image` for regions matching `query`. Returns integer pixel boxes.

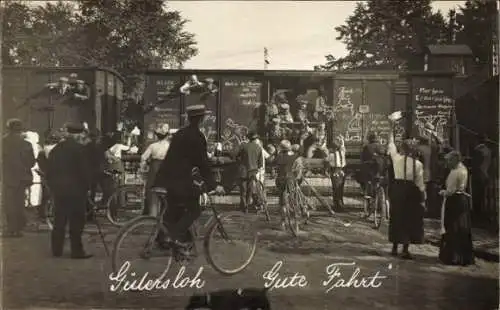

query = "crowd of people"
[1,101,495,266]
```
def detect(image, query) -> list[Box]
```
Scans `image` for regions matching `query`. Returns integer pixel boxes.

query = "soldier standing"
[46,123,92,259]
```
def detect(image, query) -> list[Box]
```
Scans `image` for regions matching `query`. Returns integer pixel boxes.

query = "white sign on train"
[359,105,370,114]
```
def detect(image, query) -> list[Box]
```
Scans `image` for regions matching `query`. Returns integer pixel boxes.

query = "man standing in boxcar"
[46,123,92,259]
[2,119,36,237]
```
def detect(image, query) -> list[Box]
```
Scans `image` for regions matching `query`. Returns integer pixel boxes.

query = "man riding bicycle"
[154,105,224,259]
[361,132,387,198]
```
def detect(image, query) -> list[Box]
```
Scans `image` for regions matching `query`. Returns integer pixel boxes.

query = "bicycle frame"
[154,192,229,242]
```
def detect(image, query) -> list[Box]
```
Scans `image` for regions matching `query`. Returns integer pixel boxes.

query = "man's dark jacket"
[2,134,35,186]
[154,125,216,196]
[236,140,263,179]
[46,138,91,197]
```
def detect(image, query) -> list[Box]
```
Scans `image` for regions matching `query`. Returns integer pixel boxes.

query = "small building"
[420,44,474,76]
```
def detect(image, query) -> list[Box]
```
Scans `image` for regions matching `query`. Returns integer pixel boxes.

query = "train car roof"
[2,66,125,83]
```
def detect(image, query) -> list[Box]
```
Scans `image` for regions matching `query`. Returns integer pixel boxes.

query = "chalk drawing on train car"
[344,113,363,142]
[334,86,355,116]
[200,113,218,143]
[414,113,450,142]
[221,118,249,152]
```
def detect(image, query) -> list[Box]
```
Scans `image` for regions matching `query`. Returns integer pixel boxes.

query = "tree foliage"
[454,0,498,67]
[2,0,198,97]
[318,0,450,71]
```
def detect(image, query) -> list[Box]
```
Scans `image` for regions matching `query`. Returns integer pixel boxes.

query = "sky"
[31,1,465,70]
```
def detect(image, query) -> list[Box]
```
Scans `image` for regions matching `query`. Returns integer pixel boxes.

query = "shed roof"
[425,45,473,56]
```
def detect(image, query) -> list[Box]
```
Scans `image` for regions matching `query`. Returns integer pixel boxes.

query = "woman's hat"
[280,139,292,151]
[186,105,210,117]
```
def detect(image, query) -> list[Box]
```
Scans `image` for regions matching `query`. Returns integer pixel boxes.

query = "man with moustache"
[154,105,224,259]
[46,123,92,259]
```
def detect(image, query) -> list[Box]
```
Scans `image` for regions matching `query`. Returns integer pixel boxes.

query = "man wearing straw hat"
[2,119,36,237]
[154,105,224,259]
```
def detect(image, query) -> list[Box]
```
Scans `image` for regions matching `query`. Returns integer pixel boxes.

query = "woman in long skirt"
[439,150,475,266]
[386,122,426,259]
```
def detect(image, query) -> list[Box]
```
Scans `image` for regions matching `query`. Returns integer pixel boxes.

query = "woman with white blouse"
[438,150,475,266]
[386,123,426,259]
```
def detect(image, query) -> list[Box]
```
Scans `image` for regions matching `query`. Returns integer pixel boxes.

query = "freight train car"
[143,69,459,159]
[2,66,125,141]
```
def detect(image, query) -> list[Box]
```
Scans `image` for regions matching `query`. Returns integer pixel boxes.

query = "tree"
[454,0,498,68]
[318,0,450,71]
[2,0,198,99]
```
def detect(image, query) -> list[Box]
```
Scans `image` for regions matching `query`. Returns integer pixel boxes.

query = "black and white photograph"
[1,0,499,309]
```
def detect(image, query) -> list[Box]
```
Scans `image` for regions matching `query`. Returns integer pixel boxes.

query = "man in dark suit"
[154,105,224,258]
[46,123,92,259]
[2,119,35,237]
[235,132,263,212]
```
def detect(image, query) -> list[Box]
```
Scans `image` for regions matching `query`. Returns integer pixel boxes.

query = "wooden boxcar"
[143,69,459,159]
[2,66,125,140]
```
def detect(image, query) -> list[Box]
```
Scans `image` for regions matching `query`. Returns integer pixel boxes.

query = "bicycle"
[363,176,389,229]
[244,176,271,222]
[40,169,145,229]
[103,170,145,227]
[282,179,310,237]
[111,172,258,276]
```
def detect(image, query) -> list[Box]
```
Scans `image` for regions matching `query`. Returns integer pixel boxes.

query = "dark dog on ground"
[185,287,271,310]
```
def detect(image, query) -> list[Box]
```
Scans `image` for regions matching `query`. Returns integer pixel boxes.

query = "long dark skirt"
[439,193,475,266]
[388,180,424,244]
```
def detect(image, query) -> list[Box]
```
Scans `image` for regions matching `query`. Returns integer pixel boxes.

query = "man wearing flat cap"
[2,119,36,237]
[46,122,93,259]
[235,132,264,213]
[155,105,224,259]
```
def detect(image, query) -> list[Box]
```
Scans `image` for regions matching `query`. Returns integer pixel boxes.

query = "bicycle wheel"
[106,185,145,227]
[285,190,300,237]
[204,211,258,275]
[111,216,172,280]
[373,186,384,229]
[257,181,271,222]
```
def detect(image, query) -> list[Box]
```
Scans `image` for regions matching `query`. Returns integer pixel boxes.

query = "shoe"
[71,253,93,259]
[401,252,413,260]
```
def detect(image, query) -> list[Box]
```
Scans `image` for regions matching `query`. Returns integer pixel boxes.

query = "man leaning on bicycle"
[361,132,388,198]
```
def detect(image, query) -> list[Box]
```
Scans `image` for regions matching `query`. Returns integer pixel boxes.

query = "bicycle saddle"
[151,187,168,195]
